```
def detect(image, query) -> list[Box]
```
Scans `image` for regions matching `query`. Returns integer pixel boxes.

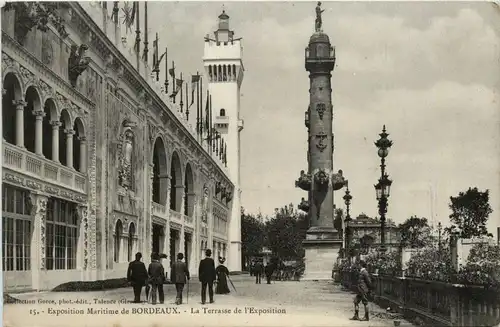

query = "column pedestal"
[301,227,342,281]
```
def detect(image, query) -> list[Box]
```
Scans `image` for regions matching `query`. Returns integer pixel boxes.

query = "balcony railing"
[169,209,182,223]
[3,142,87,193]
[183,213,194,225]
[152,202,166,217]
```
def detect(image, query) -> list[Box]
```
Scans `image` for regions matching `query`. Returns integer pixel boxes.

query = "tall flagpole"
[135,1,141,69]
[180,72,184,113]
[143,2,148,65]
[172,61,176,103]
[196,72,200,135]
[185,80,189,120]
[164,48,168,93]
[209,94,213,150]
[200,78,204,136]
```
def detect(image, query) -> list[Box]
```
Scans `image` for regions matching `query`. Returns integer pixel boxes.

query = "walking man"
[350,260,373,321]
[147,252,165,305]
[254,260,263,284]
[127,252,148,303]
[171,253,190,305]
[146,253,165,304]
[265,262,274,284]
[198,249,216,304]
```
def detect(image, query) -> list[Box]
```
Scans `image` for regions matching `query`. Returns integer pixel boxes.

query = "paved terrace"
[4,275,414,327]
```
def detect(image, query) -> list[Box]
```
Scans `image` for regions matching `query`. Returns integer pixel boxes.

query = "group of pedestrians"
[127,249,231,305]
[251,259,275,284]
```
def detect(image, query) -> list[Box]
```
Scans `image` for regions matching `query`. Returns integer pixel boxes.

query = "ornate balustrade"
[183,213,194,225]
[152,202,166,217]
[3,141,87,193]
[341,272,500,327]
[169,209,182,223]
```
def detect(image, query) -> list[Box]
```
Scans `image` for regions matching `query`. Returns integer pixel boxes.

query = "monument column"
[296,3,346,280]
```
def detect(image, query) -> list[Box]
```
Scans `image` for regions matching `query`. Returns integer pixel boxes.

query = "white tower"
[203,10,244,272]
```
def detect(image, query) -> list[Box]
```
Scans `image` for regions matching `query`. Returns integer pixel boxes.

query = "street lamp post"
[343,181,352,258]
[374,125,393,253]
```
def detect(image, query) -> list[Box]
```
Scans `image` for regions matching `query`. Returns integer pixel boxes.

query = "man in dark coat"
[265,262,274,284]
[127,252,148,303]
[146,253,166,304]
[171,253,190,305]
[147,252,165,305]
[254,260,264,284]
[350,260,373,321]
[198,249,216,304]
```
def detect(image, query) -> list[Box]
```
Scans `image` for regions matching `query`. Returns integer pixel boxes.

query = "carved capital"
[64,129,75,136]
[12,99,27,109]
[50,120,62,128]
[32,110,46,118]
[78,136,87,143]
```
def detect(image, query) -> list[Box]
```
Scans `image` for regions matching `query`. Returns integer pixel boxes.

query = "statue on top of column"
[315,2,325,32]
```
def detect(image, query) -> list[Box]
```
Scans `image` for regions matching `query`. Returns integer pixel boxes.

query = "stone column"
[33,110,46,155]
[146,163,154,262]
[29,192,48,291]
[78,136,87,173]
[65,129,75,168]
[13,100,27,147]
[187,192,196,218]
[50,121,61,162]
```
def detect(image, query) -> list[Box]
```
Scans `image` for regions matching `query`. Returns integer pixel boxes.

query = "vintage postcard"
[1,1,499,327]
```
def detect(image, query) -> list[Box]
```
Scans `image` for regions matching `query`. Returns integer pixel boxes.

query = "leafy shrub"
[457,243,500,288]
[365,250,402,275]
[406,246,454,282]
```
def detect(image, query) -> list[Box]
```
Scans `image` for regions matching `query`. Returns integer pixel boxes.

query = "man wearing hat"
[171,252,190,305]
[127,252,148,303]
[198,249,216,304]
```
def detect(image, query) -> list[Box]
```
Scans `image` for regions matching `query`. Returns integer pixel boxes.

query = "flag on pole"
[169,78,183,99]
[204,91,209,132]
[169,68,175,79]
[190,75,200,108]
[122,2,135,34]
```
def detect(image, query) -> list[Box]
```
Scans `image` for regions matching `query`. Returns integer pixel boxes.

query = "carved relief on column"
[29,193,48,269]
[77,205,89,270]
[149,163,155,254]
[118,119,137,191]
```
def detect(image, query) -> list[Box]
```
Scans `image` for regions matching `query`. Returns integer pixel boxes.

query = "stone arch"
[24,85,42,153]
[127,222,136,262]
[184,163,195,217]
[219,108,226,117]
[114,219,123,263]
[73,117,86,172]
[42,99,58,159]
[58,109,72,166]
[169,150,183,212]
[3,72,23,144]
[152,136,169,205]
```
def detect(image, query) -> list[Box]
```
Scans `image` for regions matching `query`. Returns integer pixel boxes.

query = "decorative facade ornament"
[148,121,159,143]
[77,205,89,270]
[225,190,233,204]
[28,193,48,269]
[4,3,68,44]
[314,169,330,189]
[118,119,137,190]
[215,181,221,195]
[201,185,209,223]
[316,103,326,120]
[68,44,90,88]
[315,131,328,152]
[2,53,20,74]
[295,170,312,191]
[331,169,347,191]
[298,197,309,212]
[41,34,54,66]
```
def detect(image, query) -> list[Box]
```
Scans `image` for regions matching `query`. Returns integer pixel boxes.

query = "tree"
[241,208,265,265]
[399,216,432,248]
[445,187,493,239]
[265,203,308,259]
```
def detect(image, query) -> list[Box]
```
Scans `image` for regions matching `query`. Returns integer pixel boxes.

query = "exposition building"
[2,2,244,292]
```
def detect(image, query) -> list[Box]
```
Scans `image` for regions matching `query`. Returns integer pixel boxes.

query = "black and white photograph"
[1,1,499,326]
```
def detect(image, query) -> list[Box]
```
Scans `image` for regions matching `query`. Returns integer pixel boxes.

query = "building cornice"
[69,3,232,187]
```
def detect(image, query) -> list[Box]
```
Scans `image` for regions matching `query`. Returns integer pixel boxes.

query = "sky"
[122,1,500,233]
